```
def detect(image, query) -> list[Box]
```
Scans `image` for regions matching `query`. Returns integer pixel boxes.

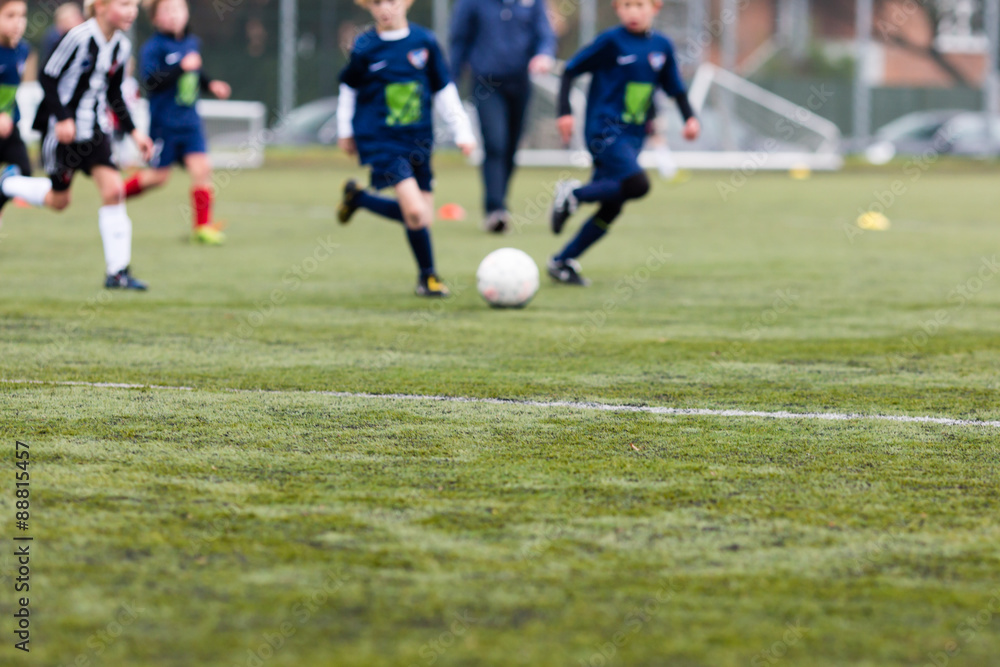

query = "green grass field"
[1,156,999,666]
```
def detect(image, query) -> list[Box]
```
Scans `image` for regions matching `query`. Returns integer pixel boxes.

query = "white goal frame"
[512,63,844,172]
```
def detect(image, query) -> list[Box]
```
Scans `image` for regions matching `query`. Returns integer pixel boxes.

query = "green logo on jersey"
[622,82,653,125]
[0,84,16,115]
[385,81,422,126]
[176,72,200,107]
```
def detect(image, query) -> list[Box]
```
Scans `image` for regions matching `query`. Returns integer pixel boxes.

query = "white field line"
[4,378,1000,429]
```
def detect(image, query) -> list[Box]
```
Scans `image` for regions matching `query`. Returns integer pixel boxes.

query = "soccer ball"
[476,248,540,308]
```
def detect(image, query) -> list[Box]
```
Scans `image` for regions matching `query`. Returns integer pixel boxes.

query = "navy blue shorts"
[150,124,207,169]
[367,150,434,192]
[589,134,644,183]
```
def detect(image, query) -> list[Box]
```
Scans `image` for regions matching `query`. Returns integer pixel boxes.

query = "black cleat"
[0,164,21,213]
[547,257,590,286]
[105,266,148,291]
[415,274,450,297]
[338,179,361,224]
[549,179,580,235]
[481,209,510,234]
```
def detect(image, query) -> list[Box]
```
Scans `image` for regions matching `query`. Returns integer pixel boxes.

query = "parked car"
[269,97,339,146]
[866,109,1000,163]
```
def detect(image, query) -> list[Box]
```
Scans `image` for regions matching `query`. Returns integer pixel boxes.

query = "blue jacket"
[449,0,556,82]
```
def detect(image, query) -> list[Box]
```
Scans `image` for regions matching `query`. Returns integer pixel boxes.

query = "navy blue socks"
[357,191,404,222]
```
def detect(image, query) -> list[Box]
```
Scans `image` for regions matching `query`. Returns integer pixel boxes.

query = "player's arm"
[199,70,231,100]
[336,48,366,156]
[428,36,476,156]
[40,35,82,143]
[658,48,699,141]
[448,0,477,84]
[528,1,556,75]
[557,37,615,144]
[108,57,153,160]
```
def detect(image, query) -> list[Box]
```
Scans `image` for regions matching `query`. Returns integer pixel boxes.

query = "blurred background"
[16,0,1000,164]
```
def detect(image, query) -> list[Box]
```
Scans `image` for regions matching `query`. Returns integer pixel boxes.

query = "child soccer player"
[0,0,154,289]
[335,0,476,297]
[547,0,700,286]
[0,0,30,186]
[122,0,232,245]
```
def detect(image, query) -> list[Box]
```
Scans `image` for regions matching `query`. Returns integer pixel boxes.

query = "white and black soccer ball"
[476,248,540,308]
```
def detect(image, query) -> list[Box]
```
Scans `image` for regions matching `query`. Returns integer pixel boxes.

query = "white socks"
[1,176,53,207]
[98,203,132,275]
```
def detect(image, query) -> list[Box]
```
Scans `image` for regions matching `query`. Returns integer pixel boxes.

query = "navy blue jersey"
[340,25,450,163]
[0,41,29,123]
[564,27,686,144]
[140,31,205,130]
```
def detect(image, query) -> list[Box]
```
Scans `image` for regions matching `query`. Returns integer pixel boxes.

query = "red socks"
[191,186,212,227]
[124,174,143,198]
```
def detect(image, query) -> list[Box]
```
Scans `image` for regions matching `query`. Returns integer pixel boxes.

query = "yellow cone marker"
[856,211,891,231]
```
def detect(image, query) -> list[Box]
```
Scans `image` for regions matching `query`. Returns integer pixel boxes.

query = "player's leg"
[92,164,146,290]
[475,79,510,233]
[124,131,172,198]
[498,79,531,225]
[549,197,624,286]
[0,132,68,211]
[549,140,645,286]
[550,136,646,235]
[184,152,224,245]
[124,167,171,199]
[399,160,448,297]
[338,155,408,224]
[0,131,34,214]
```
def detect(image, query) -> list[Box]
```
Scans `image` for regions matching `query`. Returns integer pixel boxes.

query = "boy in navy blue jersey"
[122,0,232,245]
[548,0,700,286]
[0,0,31,192]
[336,0,476,297]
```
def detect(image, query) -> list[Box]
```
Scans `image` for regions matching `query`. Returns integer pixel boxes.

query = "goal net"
[505,63,843,172]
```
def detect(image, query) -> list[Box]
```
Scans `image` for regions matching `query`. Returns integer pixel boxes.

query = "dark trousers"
[473,75,531,214]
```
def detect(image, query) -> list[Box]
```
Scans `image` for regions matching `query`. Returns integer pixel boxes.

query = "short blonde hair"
[143,0,179,19]
[83,0,96,17]
[354,0,415,9]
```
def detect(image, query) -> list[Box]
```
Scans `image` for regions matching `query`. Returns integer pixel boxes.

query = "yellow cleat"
[415,274,450,297]
[193,225,226,245]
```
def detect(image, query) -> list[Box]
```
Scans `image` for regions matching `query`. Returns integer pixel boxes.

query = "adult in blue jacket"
[450,0,556,233]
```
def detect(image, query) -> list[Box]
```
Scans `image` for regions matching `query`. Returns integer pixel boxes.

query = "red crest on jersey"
[407,48,429,70]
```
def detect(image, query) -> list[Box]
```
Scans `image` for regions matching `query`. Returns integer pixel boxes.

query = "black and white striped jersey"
[34,18,136,141]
